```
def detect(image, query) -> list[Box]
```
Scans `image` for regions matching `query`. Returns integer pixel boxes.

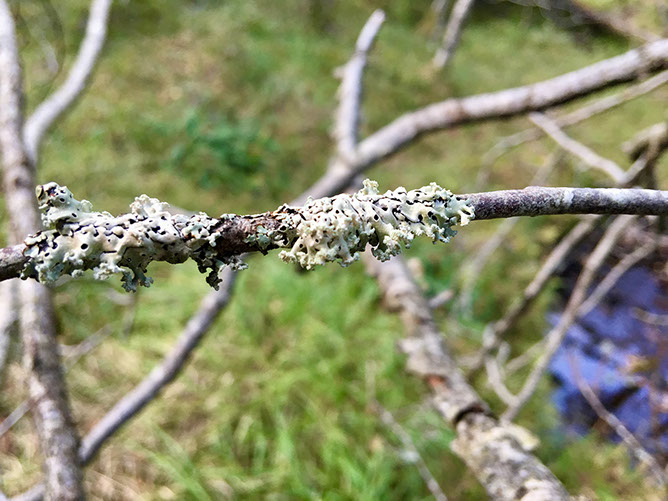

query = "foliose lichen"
[21,180,473,291]
[275,179,473,269]
[23,183,246,291]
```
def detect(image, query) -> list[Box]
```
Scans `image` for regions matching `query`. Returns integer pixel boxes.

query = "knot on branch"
[20,180,473,291]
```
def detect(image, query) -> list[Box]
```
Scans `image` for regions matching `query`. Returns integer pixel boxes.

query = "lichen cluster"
[23,183,245,291]
[21,180,473,291]
[275,179,473,269]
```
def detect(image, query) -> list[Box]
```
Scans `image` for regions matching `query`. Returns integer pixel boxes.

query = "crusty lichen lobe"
[23,183,245,291]
[277,179,473,269]
[21,180,472,290]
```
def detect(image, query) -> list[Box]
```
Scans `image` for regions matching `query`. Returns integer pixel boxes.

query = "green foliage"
[167,111,278,192]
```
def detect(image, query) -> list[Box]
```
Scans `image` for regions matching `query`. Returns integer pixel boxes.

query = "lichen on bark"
[21,180,473,290]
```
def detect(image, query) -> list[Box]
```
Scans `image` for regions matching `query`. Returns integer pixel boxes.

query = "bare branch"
[568,349,667,487]
[23,0,112,164]
[333,9,384,162]
[486,70,668,164]
[364,254,570,500]
[0,2,84,499]
[433,0,475,68]
[528,112,625,182]
[623,121,668,161]
[503,214,637,421]
[304,39,668,200]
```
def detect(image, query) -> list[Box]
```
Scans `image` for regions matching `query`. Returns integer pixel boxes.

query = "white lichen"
[23,183,245,291]
[275,179,473,269]
[21,180,473,291]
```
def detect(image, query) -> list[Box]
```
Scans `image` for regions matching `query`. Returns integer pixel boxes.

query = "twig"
[567,349,667,487]
[579,239,656,317]
[302,39,668,201]
[366,363,449,501]
[529,112,625,182]
[0,2,84,499]
[502,214,637,421]
[433,0,475,68]
[333,9,384,162]
[483,70,668,169]
[623,121,668,161]
[23,0,112,164]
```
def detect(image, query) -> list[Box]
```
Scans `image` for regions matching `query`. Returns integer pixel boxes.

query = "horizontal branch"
[0,184,666,286]
[464,186,667,220]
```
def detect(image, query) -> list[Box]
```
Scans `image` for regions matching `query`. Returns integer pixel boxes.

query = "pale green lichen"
[276,179,473,269]
[23,183,245,291]
[22,180,472,290]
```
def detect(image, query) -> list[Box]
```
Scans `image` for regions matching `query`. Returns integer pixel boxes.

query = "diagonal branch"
[303,39,668,200]
[433,0,475,68]
[528,111,625,182]
[364,253,570,500]
[502,214,637,420]
[23,0,112,164]
[0,2,84,499]
[332,9,384,162]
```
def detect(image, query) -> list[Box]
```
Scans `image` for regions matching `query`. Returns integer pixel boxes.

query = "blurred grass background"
[0,0,666,499]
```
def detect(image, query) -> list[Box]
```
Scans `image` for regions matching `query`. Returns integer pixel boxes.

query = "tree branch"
[433,0,475,68]
[23,0,112,164]
[364,254,570,500]
[332,9,384,162]
[303,39,668,200]
[0,185,666,285]
[0,2,84,499]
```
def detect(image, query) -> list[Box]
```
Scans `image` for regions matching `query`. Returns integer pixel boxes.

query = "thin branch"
[433,0,475,68]
[0,2,84,499]
[23,0,112,164]
[333,9,384,162]
[623,121,668,161]
[303,38,668,200]
[529,112,625,182]
[1,185,666,285]
[568,349,667,487]
[503,214,637,421]
[485,70,668,165]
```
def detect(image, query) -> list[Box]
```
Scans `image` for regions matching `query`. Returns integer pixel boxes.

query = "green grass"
[1,0,666,499]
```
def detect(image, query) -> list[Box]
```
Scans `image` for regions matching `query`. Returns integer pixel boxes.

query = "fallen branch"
[364,253,570,500]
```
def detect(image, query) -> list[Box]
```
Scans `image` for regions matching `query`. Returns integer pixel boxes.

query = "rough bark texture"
[364,254,570,500]
[0,2,84,499]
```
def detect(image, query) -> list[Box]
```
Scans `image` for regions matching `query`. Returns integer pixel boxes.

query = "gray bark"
[0,2,84,499]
